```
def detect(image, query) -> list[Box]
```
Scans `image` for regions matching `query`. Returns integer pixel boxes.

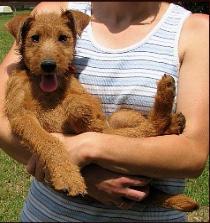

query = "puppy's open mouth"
[40,74,58,93]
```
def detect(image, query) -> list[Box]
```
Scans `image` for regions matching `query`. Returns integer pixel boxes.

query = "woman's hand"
[26,132,151,209]
[82,164,150,209]
[55,132,101,168]
[26,153,49,182]
[26,153,151,209]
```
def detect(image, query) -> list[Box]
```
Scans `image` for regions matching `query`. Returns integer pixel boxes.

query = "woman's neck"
[92,2,163,27]
[90,1,170,49]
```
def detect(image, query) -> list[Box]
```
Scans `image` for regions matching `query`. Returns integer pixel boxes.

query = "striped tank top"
[21,2,191,222]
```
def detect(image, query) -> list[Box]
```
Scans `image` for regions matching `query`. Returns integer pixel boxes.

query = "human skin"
[0,1,209,206]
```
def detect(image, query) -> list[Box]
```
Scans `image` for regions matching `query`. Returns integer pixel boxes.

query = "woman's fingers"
[83,165,152,208]
[44,166,51,184]
[26,154,46,182]
[123,186,150,202]
[120,176,151,187]
[112,176,151,202]
[26,154,36,176]
[115,176,151,201]
[34,155,45,182]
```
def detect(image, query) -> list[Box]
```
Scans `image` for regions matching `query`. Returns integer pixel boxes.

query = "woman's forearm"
[0,117,31,165]
[90,133,208,179]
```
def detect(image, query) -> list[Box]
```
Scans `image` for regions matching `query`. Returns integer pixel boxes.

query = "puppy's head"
[7,10,90,93]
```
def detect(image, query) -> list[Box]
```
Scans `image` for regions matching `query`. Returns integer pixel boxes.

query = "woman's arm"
[0,2,68,164]
[67,14,209,179]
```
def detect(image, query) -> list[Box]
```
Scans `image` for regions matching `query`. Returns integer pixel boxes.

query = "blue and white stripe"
[21,180,187,222]
[21,2,191,222]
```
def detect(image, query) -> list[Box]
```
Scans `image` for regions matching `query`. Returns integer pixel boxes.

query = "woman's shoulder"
[32,2,68,14]
[185,13,209,31]
[180,13,208,40]
[32,2,91,14]
[179,13,209,59]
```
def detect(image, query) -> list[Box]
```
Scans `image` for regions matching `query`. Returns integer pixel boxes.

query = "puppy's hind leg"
[164,112,186,135]
[63,95,105,134]
[148,74,176,135]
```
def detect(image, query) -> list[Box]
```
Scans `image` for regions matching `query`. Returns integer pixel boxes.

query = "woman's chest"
[76,64,171,115]
[74,45,178,115]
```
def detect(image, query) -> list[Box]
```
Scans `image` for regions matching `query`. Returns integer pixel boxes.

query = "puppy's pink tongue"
[40,74,58,92]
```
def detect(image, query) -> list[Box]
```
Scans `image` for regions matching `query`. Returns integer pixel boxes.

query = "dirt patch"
[187,206,209,222]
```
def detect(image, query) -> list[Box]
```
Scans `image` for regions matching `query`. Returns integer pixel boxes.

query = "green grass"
[0,14,14,61]
[0,11,31,61]
[0,11,209,222]
[0,151,30,222]
[185,160,209,206]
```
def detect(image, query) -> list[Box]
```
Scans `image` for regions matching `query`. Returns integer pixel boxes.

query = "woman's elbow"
[186,145,208,178]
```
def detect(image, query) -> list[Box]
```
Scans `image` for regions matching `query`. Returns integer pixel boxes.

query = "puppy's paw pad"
[67,176,87,196]
[49,162,86,196]
[175,113,186,133]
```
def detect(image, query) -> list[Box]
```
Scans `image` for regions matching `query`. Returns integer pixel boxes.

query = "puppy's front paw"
[50,161,87,196]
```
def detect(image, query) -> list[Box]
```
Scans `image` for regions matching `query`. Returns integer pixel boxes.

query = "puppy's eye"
[31,35,40,43]
[58,35,68,42]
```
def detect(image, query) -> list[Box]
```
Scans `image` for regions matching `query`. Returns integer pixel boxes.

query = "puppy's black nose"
[41,60,56,72]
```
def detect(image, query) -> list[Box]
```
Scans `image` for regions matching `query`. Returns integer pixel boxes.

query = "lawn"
[0,11,209,222]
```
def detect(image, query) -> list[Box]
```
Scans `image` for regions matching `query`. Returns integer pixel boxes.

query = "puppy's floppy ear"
[6,14,34,44]
[62,10,90,36]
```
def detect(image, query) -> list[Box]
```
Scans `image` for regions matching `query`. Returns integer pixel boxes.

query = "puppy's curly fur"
[5,10,198,211]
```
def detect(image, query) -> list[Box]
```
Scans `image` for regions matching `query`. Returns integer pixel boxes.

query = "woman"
[0,2,208,222]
